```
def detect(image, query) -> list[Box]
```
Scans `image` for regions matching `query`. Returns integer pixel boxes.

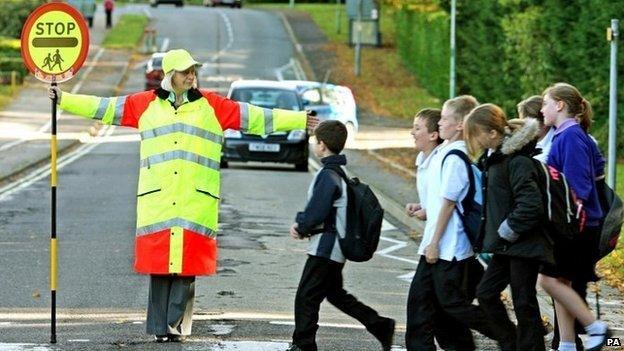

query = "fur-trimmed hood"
[501,118,540,155]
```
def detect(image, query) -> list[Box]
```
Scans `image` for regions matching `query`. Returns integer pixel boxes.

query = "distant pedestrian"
[49,49,318,343]
[104,0,114,28]
[517,95,554,164]
[465,104,553,351]
[287,120,395,351]
[405,108,473,349]
[405,95,506,351]
[537,82,611,351]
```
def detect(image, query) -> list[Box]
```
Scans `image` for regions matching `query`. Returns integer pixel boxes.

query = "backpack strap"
[441,149,475,208]
[324,164,349,183]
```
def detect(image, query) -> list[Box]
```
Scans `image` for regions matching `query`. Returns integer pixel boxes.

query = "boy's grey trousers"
[146,275,195,336]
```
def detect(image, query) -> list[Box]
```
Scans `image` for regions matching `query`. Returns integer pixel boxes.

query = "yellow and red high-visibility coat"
[59,87,307,276]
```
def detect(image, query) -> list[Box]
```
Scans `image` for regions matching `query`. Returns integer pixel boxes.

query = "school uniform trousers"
[293,255,391,351]
[146,275,195,336]
[406,256,501,351]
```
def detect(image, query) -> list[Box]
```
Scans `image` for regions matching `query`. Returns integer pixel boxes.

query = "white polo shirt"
[417,140,474,262]
[415,144,443,210]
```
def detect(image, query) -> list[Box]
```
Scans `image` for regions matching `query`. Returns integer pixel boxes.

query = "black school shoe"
[154,335,168,343]
[375,318,395,351]
[167,334,186,342]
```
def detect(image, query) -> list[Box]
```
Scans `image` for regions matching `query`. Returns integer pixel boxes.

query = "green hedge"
[0,0,45,39]
[394,8,449,99]
[393,0,624,151]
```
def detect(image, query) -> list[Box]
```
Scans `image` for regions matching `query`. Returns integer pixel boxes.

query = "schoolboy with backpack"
[287,120,394,351]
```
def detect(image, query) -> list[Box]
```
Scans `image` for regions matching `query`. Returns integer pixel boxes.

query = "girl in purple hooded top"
[537,83,610,351]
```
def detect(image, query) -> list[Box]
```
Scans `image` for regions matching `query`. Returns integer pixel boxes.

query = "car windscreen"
[230,88,301,111]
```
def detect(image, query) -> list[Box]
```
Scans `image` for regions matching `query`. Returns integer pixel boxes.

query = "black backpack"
[596,179,623,260]
[326,165,384,262]
[441,150,483,247]
[531,159,584,242]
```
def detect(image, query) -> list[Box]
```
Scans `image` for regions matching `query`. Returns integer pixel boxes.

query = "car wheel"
[220,159,229,169]
[295,161,308,172]
[176,2,183,7]
[150,3,157,7]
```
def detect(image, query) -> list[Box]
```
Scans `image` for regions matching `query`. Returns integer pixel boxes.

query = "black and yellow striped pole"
[50,81,58,344]
[19,2,91,344]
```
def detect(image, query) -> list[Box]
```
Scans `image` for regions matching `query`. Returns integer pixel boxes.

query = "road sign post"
[20,2,89,344]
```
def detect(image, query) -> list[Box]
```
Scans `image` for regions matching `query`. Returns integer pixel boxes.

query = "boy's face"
[438,106,462,141]
[313,139,326,158]
[411,117,438,152]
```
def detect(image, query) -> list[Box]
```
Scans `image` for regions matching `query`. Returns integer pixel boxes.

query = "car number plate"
[249,143,280,152]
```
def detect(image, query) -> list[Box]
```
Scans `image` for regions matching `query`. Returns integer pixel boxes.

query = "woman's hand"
[305,110,319,134]
[48,86,62,105]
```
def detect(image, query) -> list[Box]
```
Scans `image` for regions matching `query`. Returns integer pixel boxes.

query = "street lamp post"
[449,0,456,98]
[354,0,362,76]
[607,19,619,188]
[336,0,342,35]
[290,0,294,8]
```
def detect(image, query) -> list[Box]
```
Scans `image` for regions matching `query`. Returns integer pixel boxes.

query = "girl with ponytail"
[538,83,610,351]
[464,104,552,350]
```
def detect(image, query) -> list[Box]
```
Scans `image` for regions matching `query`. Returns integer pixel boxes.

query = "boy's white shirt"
[418,140,474,261]
[534,127,554,164]
[415,144,443,210]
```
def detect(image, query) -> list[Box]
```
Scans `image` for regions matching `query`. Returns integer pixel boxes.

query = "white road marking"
[160,37,170,52]
[0,47,106,153]
[0,125,116,202]
[207,11,234,64]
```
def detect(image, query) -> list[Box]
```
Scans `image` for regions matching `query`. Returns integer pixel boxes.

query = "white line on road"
[207,11,234,64]
[160,37,170,52]
[0,47,106,153]
[0,126,115,202]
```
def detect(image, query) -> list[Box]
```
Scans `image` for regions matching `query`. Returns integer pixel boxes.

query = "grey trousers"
[146,275,195,336]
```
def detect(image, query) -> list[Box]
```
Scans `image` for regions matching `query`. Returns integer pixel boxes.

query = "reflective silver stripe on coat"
[112,95,127,126]
[238,102,249,132]
[263,108,273,134]
[94,97,110,120]
[136,218,217,238]
[140,150,220,171]
[140,123,223,144]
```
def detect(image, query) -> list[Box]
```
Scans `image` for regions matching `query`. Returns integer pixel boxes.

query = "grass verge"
[102,14,149,49]
[251,3,440,119]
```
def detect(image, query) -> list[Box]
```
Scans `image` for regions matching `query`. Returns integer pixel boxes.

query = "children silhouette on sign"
[41,53,53,70]
[50,49,64,71]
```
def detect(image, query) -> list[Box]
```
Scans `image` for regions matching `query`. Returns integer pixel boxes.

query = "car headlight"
[224,129,242,139]
[287,129,307,141]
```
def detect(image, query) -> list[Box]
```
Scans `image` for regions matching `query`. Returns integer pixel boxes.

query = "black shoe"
[154,335,168,343]
[376,318,395,351]
[286,345,303,351]
[167,334,186,342]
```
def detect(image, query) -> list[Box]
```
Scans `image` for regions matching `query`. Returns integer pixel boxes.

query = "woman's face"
[172,66,196,91]
[541,94,560,127]
[410,117,438,152]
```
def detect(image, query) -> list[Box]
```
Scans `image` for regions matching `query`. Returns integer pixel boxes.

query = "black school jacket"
[477,119,554,264]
